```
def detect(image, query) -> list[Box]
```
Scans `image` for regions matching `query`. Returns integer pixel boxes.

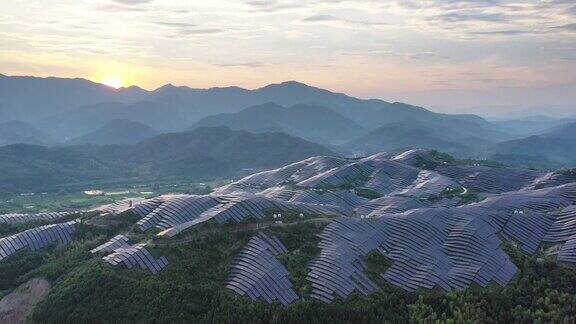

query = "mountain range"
[191,102,364,145]
[1,74,575,169]
[339,122,473,156]
[492,115,576,137]
[69,119,159,145]
[0,74,146,122]
[0,74,509,142]
[0,127,334,193]
[0,121,51,146]
[488,122,576,168]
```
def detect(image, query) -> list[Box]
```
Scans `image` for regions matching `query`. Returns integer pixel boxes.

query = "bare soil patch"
[0,278,50,324]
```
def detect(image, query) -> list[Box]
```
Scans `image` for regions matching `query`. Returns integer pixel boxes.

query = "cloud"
[98,4,147,12]
[154,21,226,36]
[467,23,576,37]
[244,0,305,12]
[340,49,449,61]
[112,0,153,4]
[554,23,576,32]
[155,22,196,28]
[98,0,153,12]
[216,61,265,68]
[468,29,544,36]
[435,11,507,23]
[179,28,225,35]
[301,14,388,28]
[388,0,575,38]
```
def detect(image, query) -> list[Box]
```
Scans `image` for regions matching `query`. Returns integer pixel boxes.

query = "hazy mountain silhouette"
[0,144,119,193]
[191,102,364,144]
[488,122,576,168]
[41,100,191,139]
[0,74,146,122]
[339,122,473,156]
[0,127,334,192]
[70,119,159,145]
[150,80,508,141]
[92,126,336,178]
[0,75,512,148]
[493,115,575,137]
[0,121,52,146]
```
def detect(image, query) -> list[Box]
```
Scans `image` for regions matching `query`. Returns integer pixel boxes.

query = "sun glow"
[101,75,123,89]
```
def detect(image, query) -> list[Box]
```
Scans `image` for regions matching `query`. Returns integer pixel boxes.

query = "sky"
[1,0,575,117]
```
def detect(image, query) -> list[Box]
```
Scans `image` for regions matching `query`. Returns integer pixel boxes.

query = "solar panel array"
[470,184,576,230]
[130,196,170,217]
[226,232,298,306]
[394,170,460,198]
[93,235,168,274]
[354,196,432,216]
[530,171,576,190]
[22,149,569,303]
[544,206,576,263]
[0,212,72,224]
[354,196,460,216]
[307,217,382,303]
[544,206,576,242]
[436,165,543,193]
[215,152,455,199]
[262,188,368,212]
[90,198,147,216]
[136,195,222,231]
[218,152,470,209]
[90,234,130,253]
[502,212,553,253]
[214,155,349,195]
[0,220,80,262]
[557,235,576,263]
[391,149,433,166]
[131,193,347,238]
[212,152,468,231]
[307,183,576,302]
[296,156,420,193]
[163,195,346,237]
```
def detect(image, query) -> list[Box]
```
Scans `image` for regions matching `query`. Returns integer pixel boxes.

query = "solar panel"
[226,232,298,306]
[0,219,80,262]
[94,236,168,274]
[0,212,73,224]
[307,182,576,302]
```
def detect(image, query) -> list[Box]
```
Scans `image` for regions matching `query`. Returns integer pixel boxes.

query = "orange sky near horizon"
[1,0,575,115]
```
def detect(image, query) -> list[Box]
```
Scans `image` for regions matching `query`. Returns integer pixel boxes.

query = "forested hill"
[0,127,335,193]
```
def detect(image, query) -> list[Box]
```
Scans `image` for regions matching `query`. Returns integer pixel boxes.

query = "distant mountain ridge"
[191,102,364,144]
[0,75,511,149]
[70,119,159,145]
[493,116,576,137]
[0,74,147,122]
[84,126,336,178]
[488,122,576,168]
[0,121,52,146]
[339,122,472,156]
[0,144,118,193]
[0,127,335,192]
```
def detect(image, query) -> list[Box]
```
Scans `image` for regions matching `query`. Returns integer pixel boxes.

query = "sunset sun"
[101,75,123,89]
